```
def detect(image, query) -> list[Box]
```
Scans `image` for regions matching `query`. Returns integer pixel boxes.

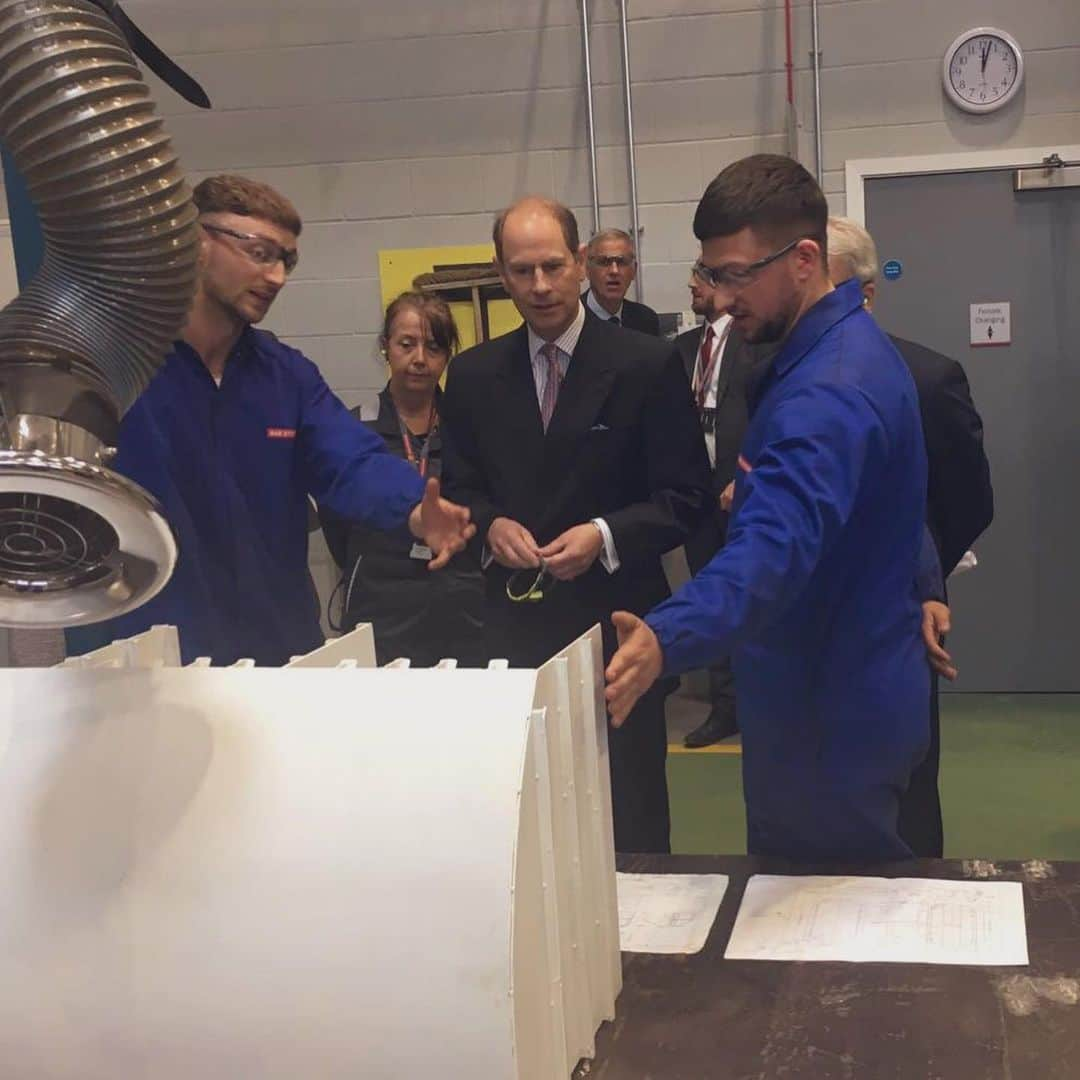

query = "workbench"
[579,854,1080,1079]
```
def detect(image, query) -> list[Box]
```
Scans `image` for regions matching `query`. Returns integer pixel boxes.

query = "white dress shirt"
[691,313,734,469]
[584,288,623,325]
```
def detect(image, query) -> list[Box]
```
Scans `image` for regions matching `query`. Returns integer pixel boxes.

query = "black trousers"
[897,675,943,858]
[685,512,737,724]
[607,682,671,853]
[484,611,672,856]
[701,641,736,720]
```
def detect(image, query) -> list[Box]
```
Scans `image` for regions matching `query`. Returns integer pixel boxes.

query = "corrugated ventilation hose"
[0,0,200,627]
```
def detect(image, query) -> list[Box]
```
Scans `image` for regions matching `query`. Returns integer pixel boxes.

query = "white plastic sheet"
[0,624,619,1079]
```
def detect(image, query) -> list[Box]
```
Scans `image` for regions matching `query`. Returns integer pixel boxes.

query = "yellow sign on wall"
[377,244,522,352]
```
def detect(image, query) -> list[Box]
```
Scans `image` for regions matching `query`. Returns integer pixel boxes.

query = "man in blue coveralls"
[89,175,474,666]
[605,155,930,861]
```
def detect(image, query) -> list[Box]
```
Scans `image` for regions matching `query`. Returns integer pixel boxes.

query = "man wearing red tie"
[441,196,711,853]
[674,270,763,747]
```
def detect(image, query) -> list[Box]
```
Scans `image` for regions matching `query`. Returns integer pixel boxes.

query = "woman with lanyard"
[320,292,486,666]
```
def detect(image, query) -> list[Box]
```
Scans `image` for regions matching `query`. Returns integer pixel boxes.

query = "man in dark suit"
[674,270,761,747]
[441,197,712,853]
[828,215,994,858]
[582,228,660,335]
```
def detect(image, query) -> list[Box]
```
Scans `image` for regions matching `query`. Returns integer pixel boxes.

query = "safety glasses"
[691,236,808,290]
[202,223,299,275]
[588,254,635,270]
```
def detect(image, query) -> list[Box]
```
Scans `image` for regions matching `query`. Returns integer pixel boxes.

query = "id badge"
[410,543,433,561]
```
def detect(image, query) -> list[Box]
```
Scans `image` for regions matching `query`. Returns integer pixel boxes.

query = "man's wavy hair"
[193,174,303,236]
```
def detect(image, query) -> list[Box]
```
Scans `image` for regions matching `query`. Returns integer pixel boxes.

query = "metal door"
[866,165,1079,691]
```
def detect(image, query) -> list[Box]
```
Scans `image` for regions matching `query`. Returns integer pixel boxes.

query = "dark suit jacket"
[441,311,712,666]
[583,289,661,336]
[675,322,762,567]
[889,335,993,577]
[675,323,759,496]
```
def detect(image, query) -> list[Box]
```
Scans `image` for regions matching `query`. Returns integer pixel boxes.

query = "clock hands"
[946,29,1021,111]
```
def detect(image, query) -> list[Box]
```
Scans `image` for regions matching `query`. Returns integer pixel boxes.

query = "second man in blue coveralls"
[605,155,930,862]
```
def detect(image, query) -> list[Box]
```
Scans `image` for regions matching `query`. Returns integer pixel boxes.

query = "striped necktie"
[539,342,562,431]
[694,324,717,412]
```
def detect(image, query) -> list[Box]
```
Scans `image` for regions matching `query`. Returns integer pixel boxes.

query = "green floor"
[669,694,1080,859]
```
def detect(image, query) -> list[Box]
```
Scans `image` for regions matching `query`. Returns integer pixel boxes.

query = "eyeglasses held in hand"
[588,254,635,270]
[506,561,555,603]
[202,223,300,275]
[691,236,809,290]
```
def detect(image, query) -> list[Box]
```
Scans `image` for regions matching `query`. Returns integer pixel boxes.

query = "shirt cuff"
[591,518,620,574]
[644,612,678,679]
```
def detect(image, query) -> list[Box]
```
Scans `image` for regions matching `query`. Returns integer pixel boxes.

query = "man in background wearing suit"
[582,228,660,335]
[674,268,760,747]
[828,215,994,858]
[441,197,712,853]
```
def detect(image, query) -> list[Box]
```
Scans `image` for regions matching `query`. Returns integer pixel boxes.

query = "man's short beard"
[744,315,788,344]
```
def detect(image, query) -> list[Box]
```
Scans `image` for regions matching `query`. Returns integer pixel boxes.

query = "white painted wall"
[104,0,1079,404]
[6,0,1078,390]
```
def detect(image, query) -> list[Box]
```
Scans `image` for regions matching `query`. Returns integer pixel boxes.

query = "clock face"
[944,29,1023,113]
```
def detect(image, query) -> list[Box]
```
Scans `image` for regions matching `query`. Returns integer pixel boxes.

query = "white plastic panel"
[60,623,181,669]
[533,630,622,1040]
[0,667,539,1078]
[510,708,566,1080]
[3,622,620,1078]
[533,657,593,1069]
[284,624,376,668]
[560,628,622,1017]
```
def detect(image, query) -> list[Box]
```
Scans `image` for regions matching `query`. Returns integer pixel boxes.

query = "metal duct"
[810,0,823,180]
[616,0,643,301]
[580,0,600,235]
[0,0,199,628]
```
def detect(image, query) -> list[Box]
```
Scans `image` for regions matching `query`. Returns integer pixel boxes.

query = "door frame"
[845,144,1080,691]
[844,144,1080,223]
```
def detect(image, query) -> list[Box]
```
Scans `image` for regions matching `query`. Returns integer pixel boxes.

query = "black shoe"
[683,710,738,748]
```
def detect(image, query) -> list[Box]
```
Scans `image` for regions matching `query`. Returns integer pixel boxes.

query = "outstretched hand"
[604,611,664,726]
[409,477,476,571]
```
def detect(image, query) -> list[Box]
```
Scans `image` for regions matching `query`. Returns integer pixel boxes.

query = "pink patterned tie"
[539,342,562,431]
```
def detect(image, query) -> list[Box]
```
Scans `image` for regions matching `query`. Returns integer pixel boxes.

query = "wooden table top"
[578,854,1080,1079]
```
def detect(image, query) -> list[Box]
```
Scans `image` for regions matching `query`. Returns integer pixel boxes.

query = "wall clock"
[943,27,1024,113]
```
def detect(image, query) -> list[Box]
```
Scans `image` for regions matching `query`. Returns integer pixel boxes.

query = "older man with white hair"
[828,215,994,858]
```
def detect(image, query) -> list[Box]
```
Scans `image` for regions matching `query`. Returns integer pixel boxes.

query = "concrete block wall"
[121,0,1080,373]
[3,0,1076,648]
[7,0,1079,391]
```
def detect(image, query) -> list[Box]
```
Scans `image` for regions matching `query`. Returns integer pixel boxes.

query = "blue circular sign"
[882,259,903,281]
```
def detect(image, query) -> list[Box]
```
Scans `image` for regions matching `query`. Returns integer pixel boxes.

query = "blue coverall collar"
[172,324,259,381]
[772,277,864,379]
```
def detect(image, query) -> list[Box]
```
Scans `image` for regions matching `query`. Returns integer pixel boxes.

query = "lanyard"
[694,320,733,410]
[397,403,438,479]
